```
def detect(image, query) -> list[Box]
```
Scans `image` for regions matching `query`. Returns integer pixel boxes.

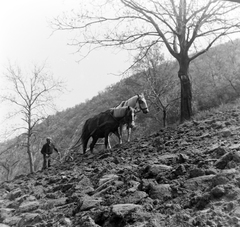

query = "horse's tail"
[68,121,88,151]
[69,133,82,150]
[79,119,91,147]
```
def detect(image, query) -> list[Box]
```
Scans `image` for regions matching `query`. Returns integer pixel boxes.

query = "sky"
[0,0,132,141]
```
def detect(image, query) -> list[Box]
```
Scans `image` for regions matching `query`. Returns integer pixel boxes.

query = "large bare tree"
[53,0,240,121]
[1,64,64,173]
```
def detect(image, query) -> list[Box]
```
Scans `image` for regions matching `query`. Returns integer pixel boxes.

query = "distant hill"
[0,38,240,181]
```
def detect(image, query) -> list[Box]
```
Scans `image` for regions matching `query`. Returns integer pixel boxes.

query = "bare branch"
[1,63,65,173]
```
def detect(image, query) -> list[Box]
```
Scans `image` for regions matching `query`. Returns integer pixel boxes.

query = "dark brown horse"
[81,106,135,153]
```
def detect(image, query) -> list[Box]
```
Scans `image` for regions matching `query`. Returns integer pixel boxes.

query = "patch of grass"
[193,98,240,122]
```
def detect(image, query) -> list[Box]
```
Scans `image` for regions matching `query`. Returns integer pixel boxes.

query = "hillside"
[1,38,240,182]
[1,100,240,226]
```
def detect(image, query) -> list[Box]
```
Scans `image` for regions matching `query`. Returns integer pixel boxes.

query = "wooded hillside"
[0,39,240,182]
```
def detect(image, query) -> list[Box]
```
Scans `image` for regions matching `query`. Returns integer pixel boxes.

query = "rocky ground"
[2,103,240,226]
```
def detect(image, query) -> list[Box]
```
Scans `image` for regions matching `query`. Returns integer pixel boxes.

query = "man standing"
[41,137,59,170]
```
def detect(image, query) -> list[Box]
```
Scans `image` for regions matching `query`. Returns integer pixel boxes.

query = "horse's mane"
[126,95,138,107]
[115,101,126,108]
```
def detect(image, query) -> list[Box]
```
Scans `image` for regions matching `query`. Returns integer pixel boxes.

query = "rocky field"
[2,103,240,226]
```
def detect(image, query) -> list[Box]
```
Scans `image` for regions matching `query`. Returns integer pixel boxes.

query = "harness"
[109,108,127,122]
[109,109,119,121]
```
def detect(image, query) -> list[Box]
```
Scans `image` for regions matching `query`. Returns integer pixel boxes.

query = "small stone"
[233,206,240,218]
[189,168,205,178]
[7,189,22,201]
[210,186,225,198]
[232,151,240,163]
[173,165,186,176]
[205,168,218,175]
[60,217,72,226]
[211,175,229,187]
[219,128,232,137]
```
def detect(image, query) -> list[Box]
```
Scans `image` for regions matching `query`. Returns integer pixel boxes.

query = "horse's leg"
[119,124,123,144]
[82,142,86,154]
[104,133,109,150]
[107,135,111,149]
[90,136,98,153]
[107,134,111,149]
[112,129,120,147]
[127,126,132,142]
[82,136,89,154]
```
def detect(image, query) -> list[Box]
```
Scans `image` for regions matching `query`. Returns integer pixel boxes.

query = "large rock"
[77,216,101,227]
[206,145,226,158]
[158,154,178,163]
[0,208,15,220]
[17,213,42,227]
[40,197,67,210]
[189,168,205,178]
[75,175,94,194]
[18,201,40,213]
[148,184,172,201]
[0,224,11,227]
[123,191,148,204]
[1,216,21,226]
[219,128,232,137]
[215,152,233,169]
[184,175,215,191]
[112,204,143,217]
[80,195,103,211]
[148,164,173,176]
[211,175,229,187]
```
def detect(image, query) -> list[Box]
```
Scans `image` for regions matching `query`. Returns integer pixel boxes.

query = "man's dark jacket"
[41,143,58,155]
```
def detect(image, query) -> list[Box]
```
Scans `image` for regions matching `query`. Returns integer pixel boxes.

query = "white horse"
[115,93,149,144]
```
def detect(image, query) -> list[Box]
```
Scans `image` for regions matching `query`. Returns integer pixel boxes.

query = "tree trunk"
[27,127,34,173]
[178,59,192,122]
[27,147,34,173]
[163,108,167,128]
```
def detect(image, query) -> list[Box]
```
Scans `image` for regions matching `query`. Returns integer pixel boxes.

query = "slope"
[1,100,240,226]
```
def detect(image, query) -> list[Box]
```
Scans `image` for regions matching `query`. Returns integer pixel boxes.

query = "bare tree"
[1,63,64,173]
[0,140,21,181]
[53,0,240,122]
[133,44,179,127]
[0,159,19,181]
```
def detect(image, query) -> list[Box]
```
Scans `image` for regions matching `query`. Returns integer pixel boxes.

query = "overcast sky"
[0,0,132,141]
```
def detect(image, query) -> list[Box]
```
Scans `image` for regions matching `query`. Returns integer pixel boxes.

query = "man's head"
[46,137,51,143]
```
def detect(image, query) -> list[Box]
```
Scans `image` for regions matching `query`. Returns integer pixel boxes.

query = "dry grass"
[193,98,240,122]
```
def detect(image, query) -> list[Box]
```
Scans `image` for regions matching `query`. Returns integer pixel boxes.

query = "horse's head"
[125,106,136,128]
[137,93,149,114]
